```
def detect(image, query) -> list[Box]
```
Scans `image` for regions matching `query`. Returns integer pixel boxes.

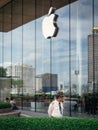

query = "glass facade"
[0,0,98,117]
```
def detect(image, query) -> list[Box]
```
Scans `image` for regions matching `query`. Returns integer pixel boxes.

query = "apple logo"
[42,7,59,39]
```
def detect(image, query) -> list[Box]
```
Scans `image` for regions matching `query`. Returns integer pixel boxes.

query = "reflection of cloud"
[24,53,35,62]
[43,51,76,65]
[57,0,98,42]
[0,62,13,68]
[23,52,42,64]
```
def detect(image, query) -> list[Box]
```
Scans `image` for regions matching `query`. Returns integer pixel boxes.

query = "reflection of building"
[7,64,35,94]
[88,27,98,92]
[36,76,42,92]
[39,73,58,92]
[0,78,11,100]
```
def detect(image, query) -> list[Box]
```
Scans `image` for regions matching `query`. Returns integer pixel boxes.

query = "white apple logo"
[42,7,59,39]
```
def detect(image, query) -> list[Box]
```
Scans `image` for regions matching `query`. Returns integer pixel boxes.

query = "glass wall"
[0,0,98,117]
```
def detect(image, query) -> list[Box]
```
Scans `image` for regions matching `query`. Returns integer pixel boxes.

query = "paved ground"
[21,110,48,117]
[20,110,98,118]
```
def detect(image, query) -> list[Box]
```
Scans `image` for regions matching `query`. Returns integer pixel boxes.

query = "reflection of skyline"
[5,62,81,95]
[0,0,98,95]
[6,63,58,93]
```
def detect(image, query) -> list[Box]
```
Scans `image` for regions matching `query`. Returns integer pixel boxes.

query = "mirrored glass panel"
[0,0,98,117]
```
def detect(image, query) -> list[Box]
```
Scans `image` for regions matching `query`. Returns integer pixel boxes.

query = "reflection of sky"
[0,0,98,88]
